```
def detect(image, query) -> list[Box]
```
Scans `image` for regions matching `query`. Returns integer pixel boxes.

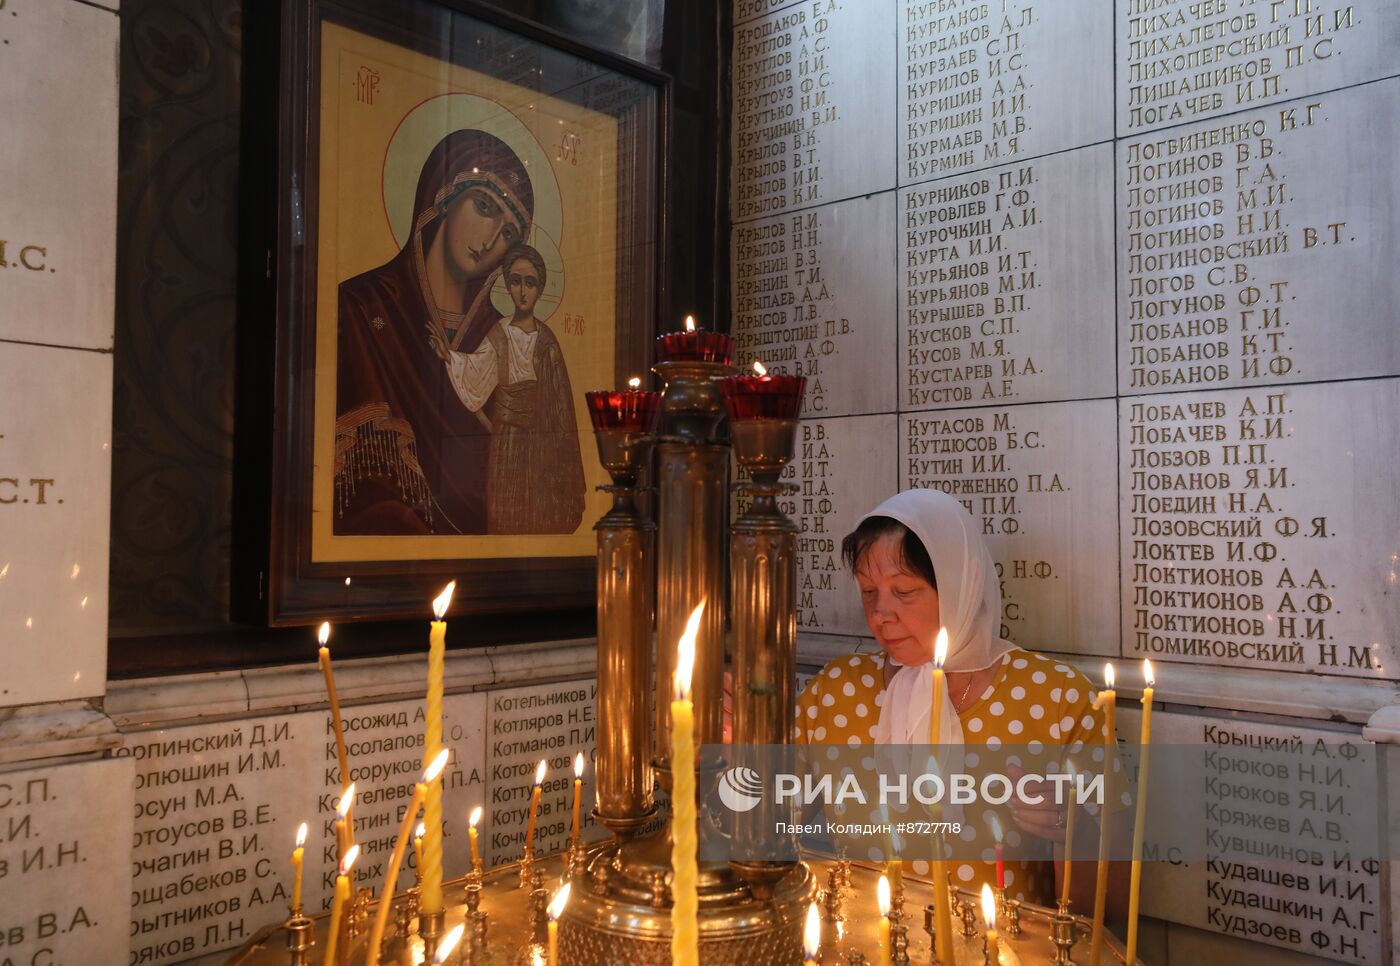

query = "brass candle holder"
[283,915,313,966]
[1051,898,1078,965]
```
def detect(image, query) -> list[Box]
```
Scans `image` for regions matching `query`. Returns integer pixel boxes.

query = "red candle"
[992,815,1006,889]
[718,361,806,420]
[585,380,661,432]
[656,315,734,364]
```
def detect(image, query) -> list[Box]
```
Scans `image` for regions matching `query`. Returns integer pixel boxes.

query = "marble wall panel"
[0,0,117,350]
[0,343,111,708]
[900,144,1117,410]
[1126,710,1383,965]
[732,193,898,417]
[731,0,896,222]
[0,758,133,966]
[1117,79,1400,395]
[898,0,1114,184]
[1120,379,1400,680]
[734,0,800,25]
[1117,0,1400,135]
[900,400,1120,656]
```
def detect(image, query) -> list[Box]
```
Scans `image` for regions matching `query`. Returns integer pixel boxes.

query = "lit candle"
[1061,763,1078,906]
[434,923,464,965]
[803,901,821,966]
[991,814,1005,890]
[655,314,735,364]
[289,822,307,916]
[877,874,892,966]
[929,628,956,966]
[365,749,450,966]
[1125,660,1155,965]
[1089,662,1117,966]
[318,623,353,839]
[421,581,454,916]
[547,881,572,966]
[334,783,356,862]
[982,882,1000,964]
[323,844,360,966]
[412,822,425,880]
[670,603,705,966]
[570,752,584,845]
[523,759,547,864]
[468,805,483,872]
[718,360,806,421]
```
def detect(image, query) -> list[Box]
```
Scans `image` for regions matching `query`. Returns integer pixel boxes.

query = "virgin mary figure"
[334,129,534,536]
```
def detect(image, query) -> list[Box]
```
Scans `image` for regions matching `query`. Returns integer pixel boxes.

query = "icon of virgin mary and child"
[334,129,586,537]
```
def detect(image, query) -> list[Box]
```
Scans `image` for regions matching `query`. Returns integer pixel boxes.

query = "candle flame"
[684,315,696,331]
[469,805,482,829]
[433,581,455,619]
[574,751,584,778]
[753,359,767,376]
[981,882,996,929]
[933,627,949,668]
[318,622,330,646]
[991,814,1003,843]
[803,901,821,958]
[1104,662,1116,689]
[295,822,307,848]
[675,602,705,700]
[435,923,465,963]
[337,783,356,819]
[415,822,425,841]
[1143,658,1155,688]
[534,759,547,786]
[627,376,641,389]
[340,844,360,876]
[532,949,545,966]
[548,881,572,920]
[424,748,450,783]
[877,874,891,916]
[837,920,845,942]
[345,577,352,586]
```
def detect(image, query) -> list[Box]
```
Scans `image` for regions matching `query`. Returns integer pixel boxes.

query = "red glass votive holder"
[718,374,806,421]
[585,389,662,433]
[655,328,735,365]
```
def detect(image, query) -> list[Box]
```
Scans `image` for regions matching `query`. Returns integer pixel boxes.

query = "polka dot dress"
[793,649,1124,905]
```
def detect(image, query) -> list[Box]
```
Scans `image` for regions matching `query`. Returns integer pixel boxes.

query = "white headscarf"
[863,489,1020,748]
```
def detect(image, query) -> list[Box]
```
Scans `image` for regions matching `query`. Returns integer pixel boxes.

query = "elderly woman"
[794,489,1129,913]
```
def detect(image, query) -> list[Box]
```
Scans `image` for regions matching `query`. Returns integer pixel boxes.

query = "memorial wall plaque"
[733,193,897,417]
[1127,710,1383,965]
[1121,379,1400,680]
[1118,79,1400,395]
[0,758,133,966]
[1118,0,1400,135]
[898,0,1113,184]
[731,0,896,222]
[0,0,117,350]
[900,144,1117,409]
[484,680,599,867]
[900,400,1119,656]
[735,0,801,25]
[0,343,111,708]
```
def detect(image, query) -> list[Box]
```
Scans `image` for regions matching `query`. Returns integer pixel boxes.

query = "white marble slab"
[900,399,1120,657]
[900,143,1117,409]
[0,343,111,708]
[1117,79,1400,394]
[898,0,1114,183]
[732,192,898,416]
[0,757,133,966]
[0,0,117,350]
[734,0,801,26]
[1120,379,1400,680]
[1117,0,1400,135]
[1131,710,1383,965]
[731,0,896,221]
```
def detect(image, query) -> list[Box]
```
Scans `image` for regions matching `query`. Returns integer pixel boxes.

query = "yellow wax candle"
[1090,663,1117,966]
[877,875,892,966]
[433,923,464,964]
[334,783,355,864]
[1125,660,1155,966]
[1061,765,1078,906]
[413,822,425,880]
[803,901,820,966]
[929,628,955,966]
[318,624,354,840]
[670,604,705,966]
[289,822,307,916]
[421,581,454,916]
[523,759,546,863]
[323,844,359,966]
[571,752,584,845]
[982,883,999,964]
[547,882,571,966]
[366,750,448,966]
[468,805,482,871]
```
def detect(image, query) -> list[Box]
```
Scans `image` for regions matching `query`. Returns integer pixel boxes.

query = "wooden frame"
[234,0,668,625]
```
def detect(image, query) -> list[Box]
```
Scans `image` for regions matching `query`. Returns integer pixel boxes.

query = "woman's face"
[506,258,543,315]
[855,532,941,667]
[441,186,524,281]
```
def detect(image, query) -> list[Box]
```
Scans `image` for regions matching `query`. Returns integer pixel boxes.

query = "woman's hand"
[1006,763,1069,844]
